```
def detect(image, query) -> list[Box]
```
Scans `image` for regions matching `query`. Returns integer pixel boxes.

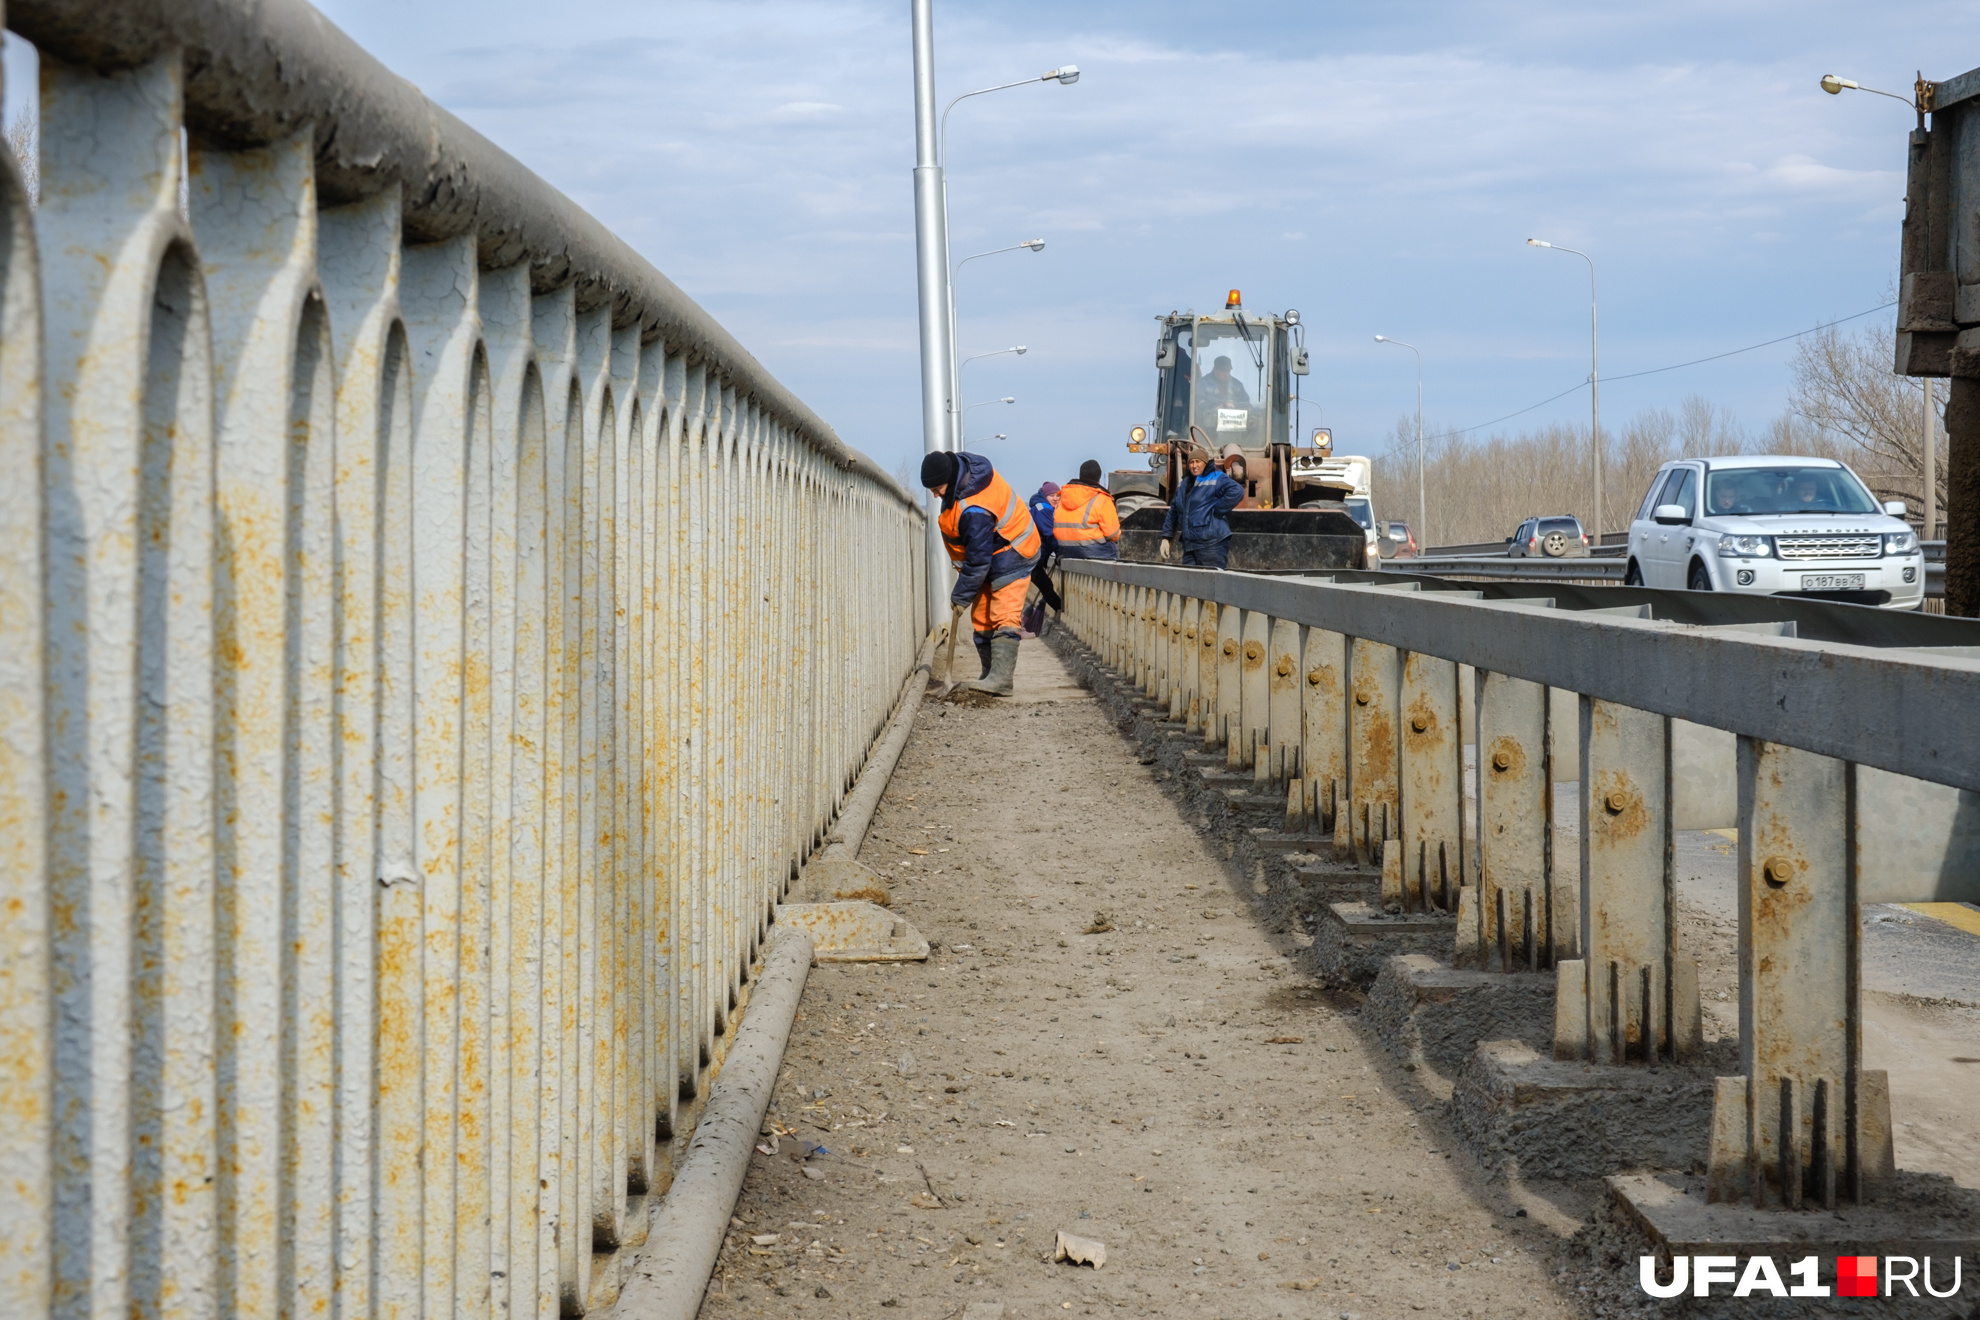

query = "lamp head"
[1373,334,1387,342]
[1284,308,1300,325]
[1526,238,1552,248]
[1046,65,1080,84]
[1021,238,1045,252]
[1014,346,1027,355]
[1820,74,1857,95]
[1000,396,1015,404]
[1225,288,1242,310]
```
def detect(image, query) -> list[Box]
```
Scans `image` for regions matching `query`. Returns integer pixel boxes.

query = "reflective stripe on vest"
[940,469,1041,564]
[1054,485,1114,543]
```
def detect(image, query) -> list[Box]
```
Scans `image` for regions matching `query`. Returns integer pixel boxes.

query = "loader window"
[1193,319,1269,445]
[1159,324,1193,441]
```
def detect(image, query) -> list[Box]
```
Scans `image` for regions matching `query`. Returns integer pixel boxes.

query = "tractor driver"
[1198,355,1251,410]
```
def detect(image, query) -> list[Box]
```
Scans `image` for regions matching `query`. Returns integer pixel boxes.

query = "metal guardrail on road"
[1057,559,1978,1214]
[1390,553,1947,599]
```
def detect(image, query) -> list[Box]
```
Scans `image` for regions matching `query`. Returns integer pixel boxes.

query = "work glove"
[1158,539,1172,562]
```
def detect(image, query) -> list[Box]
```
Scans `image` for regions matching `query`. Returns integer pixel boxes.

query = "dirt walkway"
[692,640,1581,1320]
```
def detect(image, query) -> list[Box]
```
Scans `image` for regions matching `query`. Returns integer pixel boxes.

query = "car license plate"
[1800,574,1864,591]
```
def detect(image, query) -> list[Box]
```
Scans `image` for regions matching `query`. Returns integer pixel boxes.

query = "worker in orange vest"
[922,450,1041,696]
[1053,459,1121,561]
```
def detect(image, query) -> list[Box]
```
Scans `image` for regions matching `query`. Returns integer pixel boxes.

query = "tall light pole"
[956,348,1027,447]
[1374,335,1425,537]
[1821,72,1936,540]
[1527,239,1602,538]
[938,69,1076,454]
[950,240,1043,442]
[909,0,954,626]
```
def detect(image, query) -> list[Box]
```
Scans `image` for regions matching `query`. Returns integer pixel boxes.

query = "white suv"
[1623,456,1924,610]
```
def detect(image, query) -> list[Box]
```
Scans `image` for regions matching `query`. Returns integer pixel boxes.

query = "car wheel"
[1687,560,1713,592]
[1541,531,1570,557]
[1624,559,1643,587]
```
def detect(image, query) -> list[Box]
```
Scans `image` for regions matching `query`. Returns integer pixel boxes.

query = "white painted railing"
[0,3,928,1317]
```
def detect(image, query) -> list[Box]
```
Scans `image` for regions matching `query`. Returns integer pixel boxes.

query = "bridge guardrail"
[0,3,927,1317]
[1390,553,1948,599]
[1056,559,1979,1212]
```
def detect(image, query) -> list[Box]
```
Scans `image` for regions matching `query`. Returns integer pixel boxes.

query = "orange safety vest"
[1053,482,1120,546]
[940,468,1041,566]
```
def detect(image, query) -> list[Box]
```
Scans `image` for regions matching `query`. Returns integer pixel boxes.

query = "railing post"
[1347,638,1400,866]
[1706,742,1893,1208]
[1167,594,1186,720]
[1554,698,1699,1065]
[1239,611,1271,774]
[1464,671,1559,971]
[1268,618,1303,786]
[1399,651,1462,912]
[1215,605,1243,760]
[1198,602,1221,744]
[1301,626,1347,838]
[39,51,222,1320]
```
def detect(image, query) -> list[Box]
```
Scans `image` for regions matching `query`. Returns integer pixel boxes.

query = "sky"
[11,2,1976,508]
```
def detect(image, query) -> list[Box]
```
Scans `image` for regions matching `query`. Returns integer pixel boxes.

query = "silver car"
[1508,515,1590,558]
[1622,456,1923,609]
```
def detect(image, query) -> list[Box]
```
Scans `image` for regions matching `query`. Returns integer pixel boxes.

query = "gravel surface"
[690,639,1581,1320]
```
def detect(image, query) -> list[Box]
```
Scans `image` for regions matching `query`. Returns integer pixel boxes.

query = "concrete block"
[1365,954,1555,1076]
[776,902,929,963]
[1305,900,1455,987]
[1449,1039,1717,1181]
[1611,1171,1980,1301]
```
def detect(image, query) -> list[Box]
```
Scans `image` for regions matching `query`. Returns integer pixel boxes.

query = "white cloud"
[309,0,1977,501]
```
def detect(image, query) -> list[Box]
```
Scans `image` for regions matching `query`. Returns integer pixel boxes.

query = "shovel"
[931,604,966,699]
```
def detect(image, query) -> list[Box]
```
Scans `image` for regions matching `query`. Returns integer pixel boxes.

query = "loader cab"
[1154,309,1293,453]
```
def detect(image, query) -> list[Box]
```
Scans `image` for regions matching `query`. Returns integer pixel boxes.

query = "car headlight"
[1716,534,1771,558]
[1885,530,1918,555]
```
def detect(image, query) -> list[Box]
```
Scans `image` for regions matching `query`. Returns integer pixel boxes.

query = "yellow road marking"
[1901,903,1980,939]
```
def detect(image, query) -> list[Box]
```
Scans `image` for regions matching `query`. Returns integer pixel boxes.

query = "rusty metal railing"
[0,3,927,1317]
[1056,560,1980,1213]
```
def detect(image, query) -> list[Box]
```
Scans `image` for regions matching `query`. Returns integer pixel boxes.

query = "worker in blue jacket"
[1159,443,1246,569]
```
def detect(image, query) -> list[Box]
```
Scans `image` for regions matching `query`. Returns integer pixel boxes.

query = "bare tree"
[5,107,35,208]
[1369,395,1749,547]
[1789,317,1944,522]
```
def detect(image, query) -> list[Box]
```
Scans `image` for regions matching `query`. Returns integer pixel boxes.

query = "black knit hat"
[1079,459,1102,484]
[920,450,960,490]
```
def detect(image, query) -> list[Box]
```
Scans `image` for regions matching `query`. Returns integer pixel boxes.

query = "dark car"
[1508,515,1590,558]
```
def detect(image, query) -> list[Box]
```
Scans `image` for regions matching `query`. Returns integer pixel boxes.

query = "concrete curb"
[826,628,937,856]
[612,925,814,1320]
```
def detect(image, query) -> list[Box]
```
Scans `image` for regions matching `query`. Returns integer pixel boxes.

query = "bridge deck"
[703,640,1577,1316]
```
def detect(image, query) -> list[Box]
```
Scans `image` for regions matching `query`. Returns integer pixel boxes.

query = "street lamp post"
[1527,239,1602,539]
[909,0,955,625]
[950,241,1043,441]
[956,349,1027,448]
[1822,72,1936,540]
[938,69,1075,448]
[1374,335,1425,538]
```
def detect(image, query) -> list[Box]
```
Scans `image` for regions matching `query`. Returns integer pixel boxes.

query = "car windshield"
[1704,465,1879,516]
[1344,497,1374,530]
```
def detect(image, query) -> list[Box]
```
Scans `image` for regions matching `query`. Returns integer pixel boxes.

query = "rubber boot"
[974,636,994,679]
[961,635,1019,696]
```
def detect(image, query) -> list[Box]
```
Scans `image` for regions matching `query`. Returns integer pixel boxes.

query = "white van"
[1623,455,1923,609]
